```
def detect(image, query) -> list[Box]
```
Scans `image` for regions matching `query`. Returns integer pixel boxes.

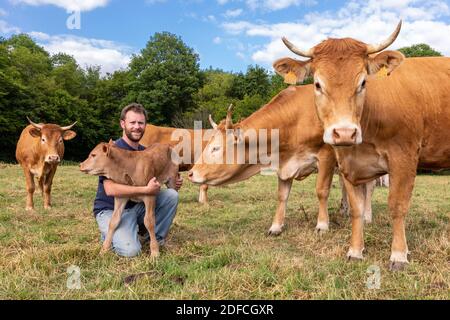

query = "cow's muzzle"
[45,155,60,164]
[323,123,362,146]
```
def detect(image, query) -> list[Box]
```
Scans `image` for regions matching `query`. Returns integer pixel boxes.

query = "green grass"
[0,163,448,299]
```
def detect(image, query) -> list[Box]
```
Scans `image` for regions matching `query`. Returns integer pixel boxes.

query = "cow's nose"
[46,155,60,163]
[188,171,193,180]
[333,128,357,146]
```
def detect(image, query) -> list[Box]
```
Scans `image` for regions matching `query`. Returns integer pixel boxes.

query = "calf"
[80,141,179,257]
[15,117,77,210]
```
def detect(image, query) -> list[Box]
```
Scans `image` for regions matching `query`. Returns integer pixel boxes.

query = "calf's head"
[80,141,114,176]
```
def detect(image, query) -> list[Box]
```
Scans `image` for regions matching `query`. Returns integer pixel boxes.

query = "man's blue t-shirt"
[93,138,145,216]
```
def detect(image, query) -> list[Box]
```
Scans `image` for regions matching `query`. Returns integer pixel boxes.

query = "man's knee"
[165,188,179,204]
[114,242,141,257]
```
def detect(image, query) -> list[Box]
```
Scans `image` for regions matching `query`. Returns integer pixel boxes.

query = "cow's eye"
[315,82,321,91]
[91,154,96,158]
[59,138,63,143]
[357,79,366,93]
[41,138,46,143]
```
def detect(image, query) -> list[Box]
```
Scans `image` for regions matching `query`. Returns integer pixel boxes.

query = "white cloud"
[217,0,229,4]
[28,32,132,75]
[10,0,110,12]
[221,0,450,68]
[0,8,8,16]
[246,0,317,11]
[213,36,222,44]
[0,20,20,34]
[224,8,243,18]
[146,0,167,4]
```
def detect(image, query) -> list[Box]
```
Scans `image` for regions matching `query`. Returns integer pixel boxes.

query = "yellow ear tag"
[376,66,388,79]
[284,71,297,85]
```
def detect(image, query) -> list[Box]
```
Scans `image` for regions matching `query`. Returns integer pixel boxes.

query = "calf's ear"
[368,50,404,75]
[102,143,111,157]
[63,130,77,140]
[29,128,41,138]
[273,57,311,84]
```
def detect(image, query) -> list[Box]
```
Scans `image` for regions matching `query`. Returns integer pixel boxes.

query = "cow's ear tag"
[284,71,297,85]
[376,66,388,79]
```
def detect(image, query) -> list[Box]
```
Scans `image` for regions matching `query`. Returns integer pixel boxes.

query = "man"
[93,103,183,257]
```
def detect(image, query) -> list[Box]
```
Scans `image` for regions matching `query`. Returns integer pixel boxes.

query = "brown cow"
[189,88,377,235]
[80,141,179,257]
[140,124,209,204]
[274,23,450,270]
[15,117,77,211]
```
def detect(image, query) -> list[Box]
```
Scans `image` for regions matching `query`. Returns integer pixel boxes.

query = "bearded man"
[92,103,183,257]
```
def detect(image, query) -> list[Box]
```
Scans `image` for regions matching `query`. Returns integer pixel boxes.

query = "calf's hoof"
[26,206,34,212]
[267,224,284,236]
[315,222,329,236]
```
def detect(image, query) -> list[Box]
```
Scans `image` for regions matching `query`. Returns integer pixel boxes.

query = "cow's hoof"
[346,248,364,261]
[26,207,34,212]
[315,222,329,235]
[44,206,52,210]
[364,215,372,224]
[267,224,283,236]
[389,261,408,272]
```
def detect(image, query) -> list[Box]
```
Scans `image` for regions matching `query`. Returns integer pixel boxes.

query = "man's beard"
[124,127,144,142]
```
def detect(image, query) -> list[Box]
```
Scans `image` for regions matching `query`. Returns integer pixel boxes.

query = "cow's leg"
[338,174,350,216]
[363,180,376,223]
[341,176,366,260]
[315,151,336,233]
[22,167,35,211]
[268,177,293,236]
[142,196,159,258]
[387,158,417,271]
[101,197,128,254]
[198,184,208,204]
[43,167,57,209]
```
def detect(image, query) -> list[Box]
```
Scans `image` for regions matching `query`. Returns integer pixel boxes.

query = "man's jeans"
[96,189,179,257]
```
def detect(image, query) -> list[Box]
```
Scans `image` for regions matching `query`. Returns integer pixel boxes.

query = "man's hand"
[146,177,161,195]
[175,174,183,191]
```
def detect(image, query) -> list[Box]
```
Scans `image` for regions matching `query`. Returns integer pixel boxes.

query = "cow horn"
[366,20,402,54]
[27,116,43,130]
[225,104,234,129]
[60,121,77,131]
[208,114,218,129]
[282,37,314,58]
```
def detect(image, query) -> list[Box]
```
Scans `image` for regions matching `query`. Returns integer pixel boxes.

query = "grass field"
[0,163,448,299]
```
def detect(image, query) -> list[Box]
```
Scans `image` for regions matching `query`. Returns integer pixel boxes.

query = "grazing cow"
[15,117,77,211]
[80,141,179,257]
[274,22,450,270]
[140,124,209,204]
[189,90,377,235]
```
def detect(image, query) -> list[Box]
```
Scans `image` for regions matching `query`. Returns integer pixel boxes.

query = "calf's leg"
[22,167,35,211]
[142,196,159,258]
[101,197,128,254]
[198,184,208,204]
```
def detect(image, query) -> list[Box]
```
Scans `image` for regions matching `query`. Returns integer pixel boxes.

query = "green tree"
[128,32,203,125]
[398,43,442,57]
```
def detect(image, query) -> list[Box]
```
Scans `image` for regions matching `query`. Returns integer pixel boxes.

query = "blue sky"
[1,0,449,74]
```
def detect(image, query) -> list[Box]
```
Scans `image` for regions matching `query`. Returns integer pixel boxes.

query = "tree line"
[0,32,442,162]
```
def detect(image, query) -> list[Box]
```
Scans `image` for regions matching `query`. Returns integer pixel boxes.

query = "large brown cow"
[189,87,377,235]
[274,23,450,270]
[15,117,77,211]
[140,124,209,204]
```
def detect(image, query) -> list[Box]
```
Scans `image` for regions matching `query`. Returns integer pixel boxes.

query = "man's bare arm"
[104,177,161,197]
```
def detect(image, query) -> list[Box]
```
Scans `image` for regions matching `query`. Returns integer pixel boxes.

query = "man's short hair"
[120,103,148,122]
